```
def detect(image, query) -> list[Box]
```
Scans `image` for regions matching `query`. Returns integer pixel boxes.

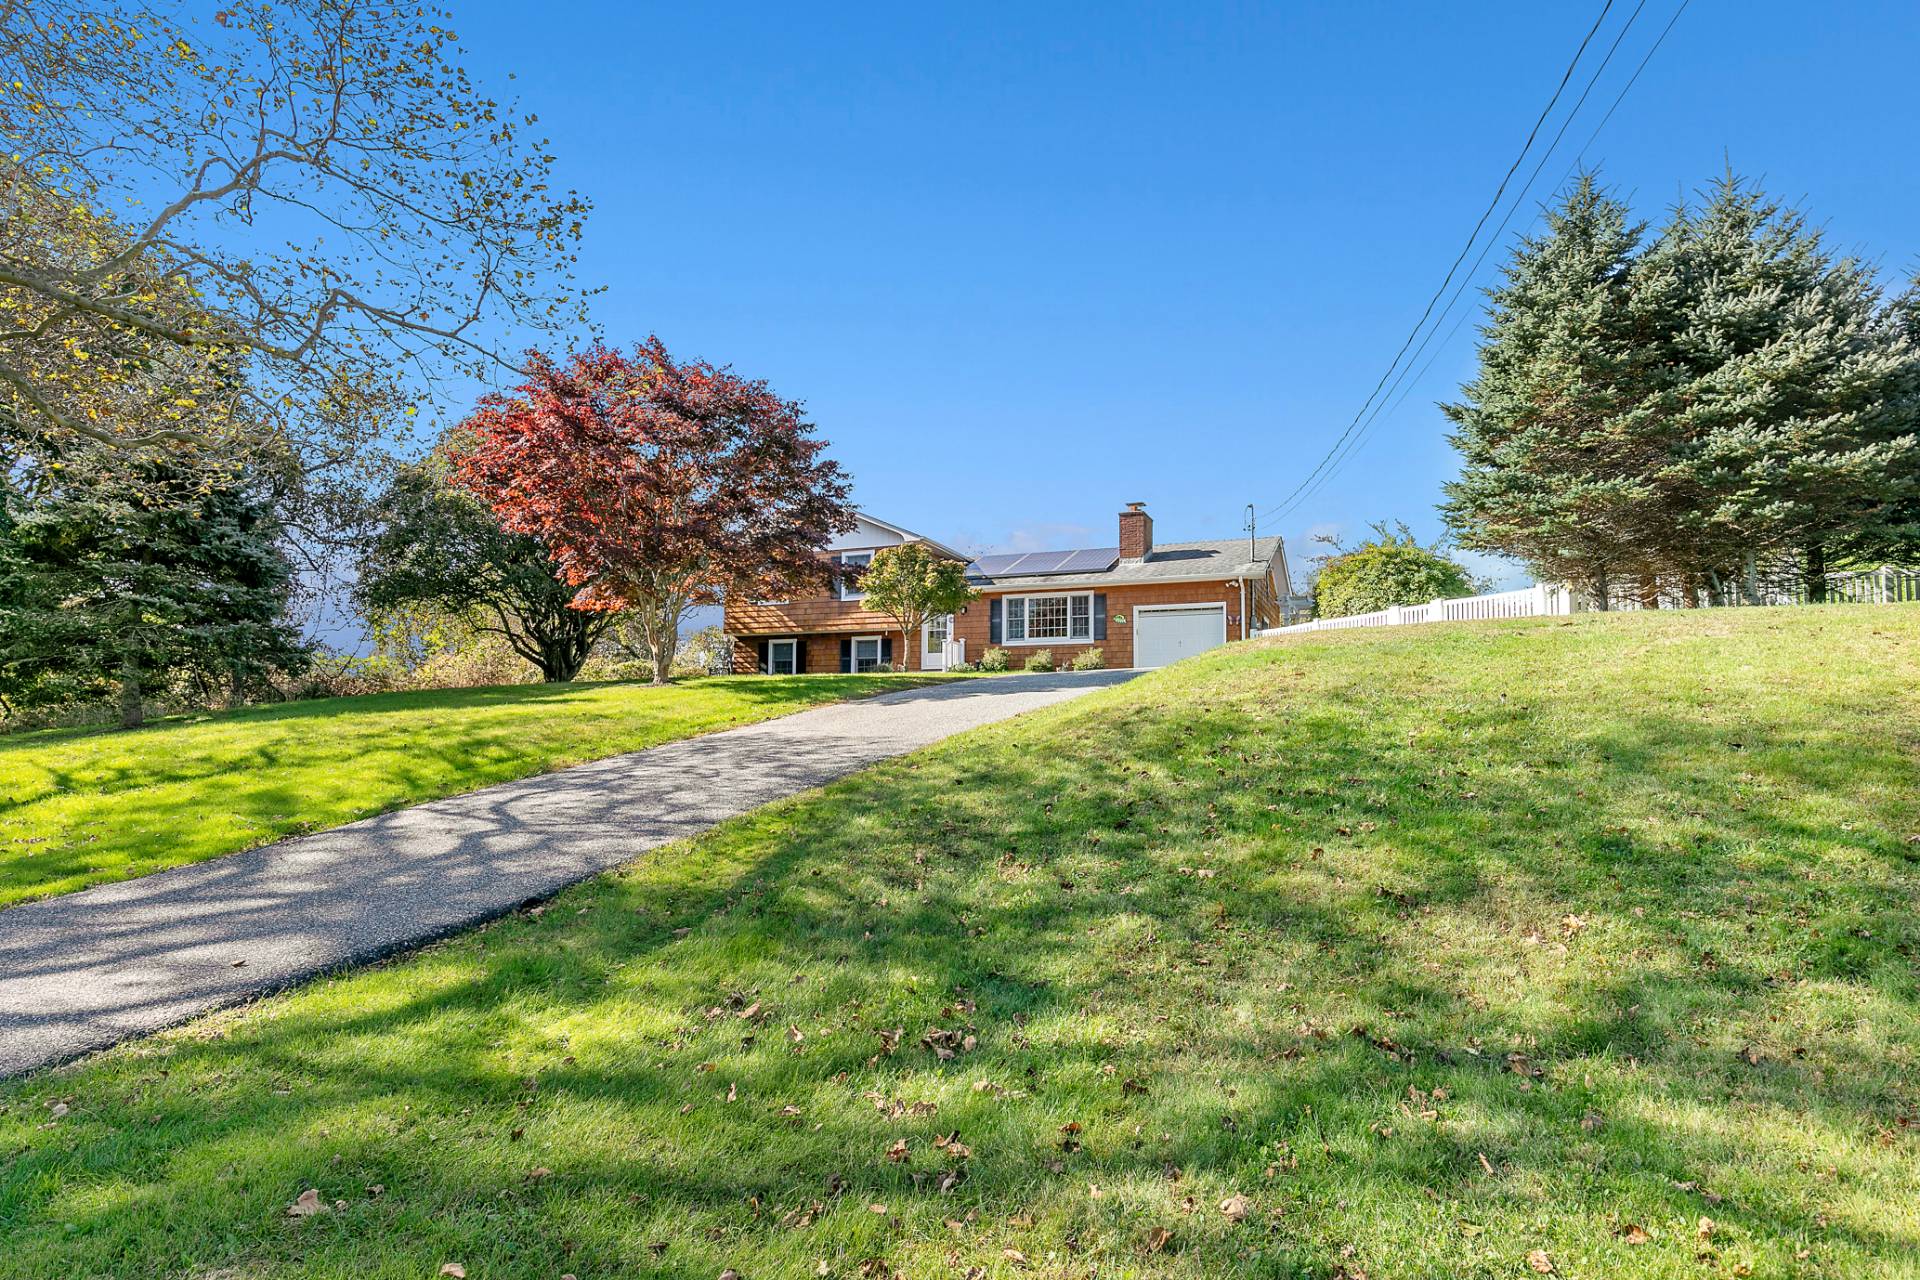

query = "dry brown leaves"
[285,1188,326,1218]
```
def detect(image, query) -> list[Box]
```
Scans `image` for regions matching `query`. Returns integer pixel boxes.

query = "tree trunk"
[1590,567,1611,611]
[1742,551,1761,605]
[537,635,586,682]
[1637,573,1659,610]
[1803,541,1827,604]
[118,656,145,729]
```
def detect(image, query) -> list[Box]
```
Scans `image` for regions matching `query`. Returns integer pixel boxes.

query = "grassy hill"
[2,607,1916,1278]
[0,673,953,907]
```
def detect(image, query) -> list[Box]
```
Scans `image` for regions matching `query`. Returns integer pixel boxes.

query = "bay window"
[1005,592,1095,643]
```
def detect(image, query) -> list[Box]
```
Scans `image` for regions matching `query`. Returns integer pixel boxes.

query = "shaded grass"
[0,673,958,906]
[2,606,1918,1278]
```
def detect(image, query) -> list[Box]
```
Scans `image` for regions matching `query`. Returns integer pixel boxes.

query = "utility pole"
[1243,504,1257,633]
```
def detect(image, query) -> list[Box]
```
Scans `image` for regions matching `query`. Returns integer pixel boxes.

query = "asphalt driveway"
[0,670,1136,1078]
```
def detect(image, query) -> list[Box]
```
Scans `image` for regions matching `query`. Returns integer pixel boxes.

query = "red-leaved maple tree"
[450,339,855,683]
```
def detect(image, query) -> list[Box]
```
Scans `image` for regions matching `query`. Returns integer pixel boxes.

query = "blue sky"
[446,0,1919,588]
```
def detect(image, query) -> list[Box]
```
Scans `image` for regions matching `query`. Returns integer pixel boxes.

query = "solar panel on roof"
[1059,546,1120,573]
[1012,550,1072,574]
[971,546,1123,578]
[968,553,1026,576]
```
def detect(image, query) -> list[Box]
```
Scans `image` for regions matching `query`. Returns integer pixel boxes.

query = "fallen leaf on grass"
[1526,1248,1555,1274]
[439,1265,466,1278]
[286,1188,326,1217]
[526,1166,552,1182]
[1219,1193,1252,1222]
[885,1138,910,1163]
[1144,1226,1173,1253]
[1618,1223,1652,1245]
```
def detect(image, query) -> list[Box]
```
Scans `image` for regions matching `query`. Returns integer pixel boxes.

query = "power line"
[1565,0,1692,177]
[1254,0,1623,528]
[1270,0,1668,522]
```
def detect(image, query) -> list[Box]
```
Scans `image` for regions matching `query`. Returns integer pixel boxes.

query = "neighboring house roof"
[854,511,971,562]
[967,536,1285,591]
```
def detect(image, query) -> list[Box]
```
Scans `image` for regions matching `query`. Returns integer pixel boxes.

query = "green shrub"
[1069,647,1106,671]
[1023,648,1055,673]
[946,660,979,673]
[978,647,1011,672]
[870,662,894,674]
[1312,521,1481,618]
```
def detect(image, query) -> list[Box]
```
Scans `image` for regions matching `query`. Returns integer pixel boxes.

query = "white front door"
[921,615,952,671]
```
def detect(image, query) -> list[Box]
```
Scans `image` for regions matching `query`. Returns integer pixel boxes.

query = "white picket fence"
[1259,566,1920,638]
[1261,583,1574,635]
[1596,565,1920,610]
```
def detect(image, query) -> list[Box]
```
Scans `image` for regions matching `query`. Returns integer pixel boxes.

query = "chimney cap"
[1123,501,1148,512]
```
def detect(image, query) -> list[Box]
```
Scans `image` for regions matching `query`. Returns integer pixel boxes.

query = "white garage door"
[1134,603,1228,669]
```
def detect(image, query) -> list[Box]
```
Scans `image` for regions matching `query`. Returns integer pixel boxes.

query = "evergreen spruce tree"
[1635,176,1920,600]
[0,456,307,727]
[1441,176,1667,604]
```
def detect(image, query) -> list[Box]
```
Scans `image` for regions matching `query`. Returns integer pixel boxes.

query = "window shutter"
[1093,594,1107,641]
[989,599,1002,645]
[839,637,853,673]
[881,636,894,667]
[793,638,807,673]
[757,640,769,673]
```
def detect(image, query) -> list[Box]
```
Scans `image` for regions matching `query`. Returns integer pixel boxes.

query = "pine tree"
[0,456,307,726]
[1634,176,1920,600]
[1441,176,1667,604]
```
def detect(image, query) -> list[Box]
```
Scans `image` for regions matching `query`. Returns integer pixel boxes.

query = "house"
[725,503,1290,673]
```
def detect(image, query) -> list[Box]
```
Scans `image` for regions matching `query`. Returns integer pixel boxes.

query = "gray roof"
[967,536,1284,590]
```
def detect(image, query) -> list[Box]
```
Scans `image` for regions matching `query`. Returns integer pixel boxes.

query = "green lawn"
[0,673,955,907]
[3,607,1918,1278]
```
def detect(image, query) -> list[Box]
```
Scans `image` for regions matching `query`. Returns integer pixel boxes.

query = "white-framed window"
[767,638,797,675]
[924,613,949,653]
[1004,592,1095,643]
[837,550,874,600]
[853,635,884,672]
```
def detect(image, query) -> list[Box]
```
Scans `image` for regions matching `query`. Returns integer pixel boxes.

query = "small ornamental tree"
[1312,523,1481,619]
[857,543,976,670]
[451,339,855,685]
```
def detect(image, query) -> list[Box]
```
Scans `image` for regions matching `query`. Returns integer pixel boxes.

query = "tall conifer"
[1441,176,1662,603]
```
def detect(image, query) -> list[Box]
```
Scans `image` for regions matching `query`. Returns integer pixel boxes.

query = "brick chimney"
[1118,501,1153,560]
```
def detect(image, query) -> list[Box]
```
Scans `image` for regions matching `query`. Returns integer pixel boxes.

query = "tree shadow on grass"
[2,622,1917,1277]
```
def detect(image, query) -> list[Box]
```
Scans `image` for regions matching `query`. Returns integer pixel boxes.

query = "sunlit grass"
[0,672,958,906]
[2,607,1917,1278]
